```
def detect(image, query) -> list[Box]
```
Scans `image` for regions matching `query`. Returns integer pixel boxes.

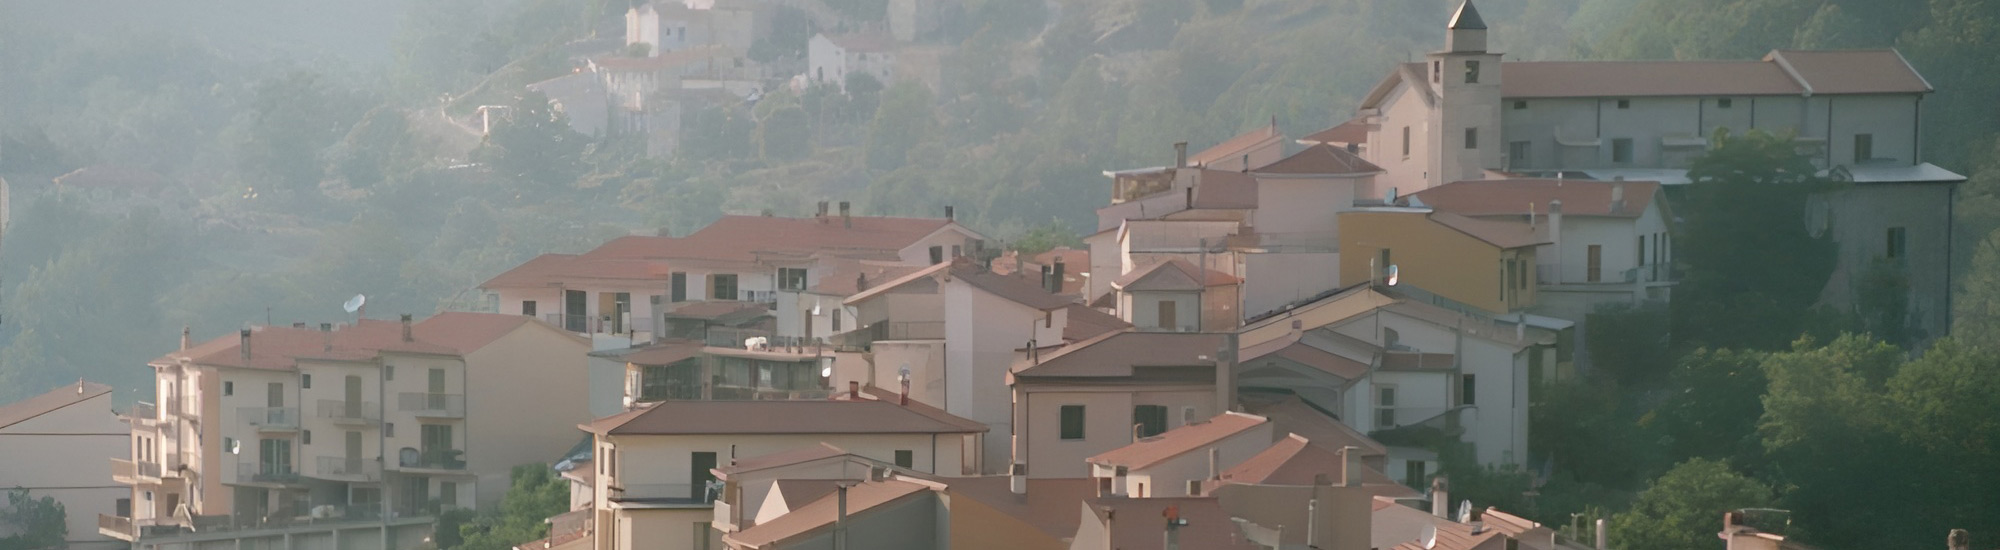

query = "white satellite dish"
[1457,500,1474,523]
[342,294,367,314]
[228,439,242,455]
[820,366,833,378]
[1384,265,1400,286]
[1420,525,1438,550]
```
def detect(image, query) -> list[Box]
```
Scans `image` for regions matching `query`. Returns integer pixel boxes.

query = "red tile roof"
[806,260,927,297]
[846,259,1074,311]
[1090,497,1261,550]
[1190,170,1260,209]
[1301,118,1371,145]
[1390,517,1510,550]
[414,312,579,354]
[1428,212,1547,249]
[582,399,987,435]
[1211,434,1418,498]
[1380,352,1456,371]
[482,215,961,288]
[1253,144,1383,176]
[155,320,460,370]
[1189,124,1283,168]
[1063,303,1131,342]
[0,381,113,430]
[1112,258,1242,292]
[940,477,1102,542]
[1241,337,1369,380]
[714,443,848,476]
[1409,179,1659,219]
[1766,49,1932,94]
[1013,331,1227,378]
[1087,411,1268,470]
[1241,395,1388,458]
[725,478,935,548]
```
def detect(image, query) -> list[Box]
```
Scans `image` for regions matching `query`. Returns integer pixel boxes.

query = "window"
[224,381,234,396]
[1638,236,1648,266]
[1133,405,1168,437]
[639,365,669,401]
[301,375,311,389]
[1515,259,1527,290]
[711,274,738,300]
[1402,127,1411,157]
[440,482,457,509]
[951,245,962,258]
[1060,405,1086,440]
[1376,386,1397,428]
[777,268,808,291]
[1464,60,1481,83]
[1509,141,1530,166]
[1384,328,1401,350]
[894,450,914,468]
[384,423,395,437]
[929,246,945,265]
[1587,245,1603,282]
[1404,460,1428,488]
[1465,127,1478,149]
[1717,98,1733,108]
[223,437,236,453]
[831,310,842,332]
[385,365,395,380]
[522,300,537,317]
[1616,99,1630,109]
[671,273,688,303]
[303,430,312,445]
[1512,100,1527,110]
[1887,227,1907,262]
[1432,60,1441,83]
[1461,374,1477,406]
[1157,301,1178,330]
[1612,138,1634,163]
[1855,133,1874,162]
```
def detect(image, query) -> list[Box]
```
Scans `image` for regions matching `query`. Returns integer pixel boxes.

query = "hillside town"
[0,0,1994,549]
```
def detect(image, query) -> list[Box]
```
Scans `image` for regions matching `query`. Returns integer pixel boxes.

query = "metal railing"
[397,448,467,471]
[131,401,158,421]
[111,458,158,481]
[237,461,300,484]
[396,392,465,418]
[99,514,135,539]
[881,321,945,340]
[315,456,381,480]
[238,407,300,430]
[741,290,778,303]
[315,400,380,424]
[608,483,716,503]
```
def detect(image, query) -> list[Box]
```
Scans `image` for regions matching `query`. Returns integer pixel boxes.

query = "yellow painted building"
[1337,208,1545,314]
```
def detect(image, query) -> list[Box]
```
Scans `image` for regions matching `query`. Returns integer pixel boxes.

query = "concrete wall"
[944,281,1045,472]
[1121,290,1200,332]
[1017,387,1215,478]
[1254,176,1359,235]
[0,389,127,549]
[1339,211,1513,313]
[1367,84,1434,192]
[1241,252,1341,318]
[870,340,947,405]
[1498,93,1921,171]
[464,323,592,506]
[1821,183,1955,340]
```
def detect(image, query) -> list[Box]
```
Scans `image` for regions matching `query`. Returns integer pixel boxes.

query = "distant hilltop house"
[626,0,771,56]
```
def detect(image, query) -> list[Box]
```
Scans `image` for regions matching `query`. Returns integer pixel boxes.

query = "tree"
[1011,220,1081,255]
[863,81,937,171]
[757,105,811,162]
[1671,129,1839,350]
[1583,301,1672,388]
[0,488,66,550]
[1756,334,1912,548]
[238,71,375,198]
[1643,348,1768,465]
[451,465,571,550]
[1953,228,2000,339]
[474,91,587,190]
[1610,458,1774,550]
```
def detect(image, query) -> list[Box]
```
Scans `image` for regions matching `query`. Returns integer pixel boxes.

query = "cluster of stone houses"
[20,1,1954,549]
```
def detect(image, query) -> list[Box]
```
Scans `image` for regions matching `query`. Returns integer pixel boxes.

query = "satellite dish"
[1385,265,1400,286]
[1457,500,1474,523]
[228,439,242,455]
[1420,525,1438,550]
[820,366,833,378]
[342,294,367,314]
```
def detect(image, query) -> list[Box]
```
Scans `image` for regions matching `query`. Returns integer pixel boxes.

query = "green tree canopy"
[0,488,66,550]
[1610,458,1774,550]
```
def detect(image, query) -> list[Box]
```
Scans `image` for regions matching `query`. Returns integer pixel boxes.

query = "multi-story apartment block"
[2,381,126,550]
[1341,0,1961,341]
[105,314,589,548]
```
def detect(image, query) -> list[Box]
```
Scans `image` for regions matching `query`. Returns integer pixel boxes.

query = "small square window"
[223,381,234,396]
[385,365,395,380]
[302,430,312,445]
[1717,98,1733,108]
[1612,138,1635,163]
[1059,405,1086,440]
[1512,100,1527,110]
[1464,60,1481,84]
[894,450,914,468]
[302,375,311,389]
[1465,127,1478,150]
[1616,99,1631,109]
[384,423,395,437]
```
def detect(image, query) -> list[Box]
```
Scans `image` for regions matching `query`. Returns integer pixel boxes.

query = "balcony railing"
[236,461,301,484]
[397,448,467,471]
[315,400,381,425]
[608,482,716,503]
[99,513,135,540]
[396,392,465,418]
[130,401,158,421]
[111,458,161,482]
[544,313,655,336]
[238,407,300,430]
[315,456,382,480]
[713,500,736,531]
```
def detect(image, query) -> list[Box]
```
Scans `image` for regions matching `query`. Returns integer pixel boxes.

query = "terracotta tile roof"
[842,385,994,434]
[1253,144,1383,176]
[842,262,950,305]
[822,32,899,53]
[1502,60,1803,98]
[1191,170,1260,209]
[581,399,988,435]
[0,381,113,430]
[725,478,935,548]
[1087,411,1268,469]
[681,215,957,258]
[1380,352,1455,371]
[1242,395,1387,457]
[715,443,847,475]
[939,477,1101,542]
[482,214,961,288]
[1013,331,1227,378]
[1390,518,1510,550]
[1241,336,1369,380]
[1090,497,1261,550]
[155,320,460,370]
[1112,258,1242,292]
[992,248,1090,295]
[617,339,707,366]
[1190,124,1283,167]
[1409,179,1659,219]
[1211,434,1418,498]
[953,262,1077,311]
[1428,212,1547,249]
[806,260,926,297]
[1766,49,1931,94]
[1301,118,1371,145]
[1063,303,1131,342]
[414,312,578,354]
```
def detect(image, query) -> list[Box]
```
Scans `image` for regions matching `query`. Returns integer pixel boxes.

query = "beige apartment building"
[1,381,127,550]
[104,314,589,549]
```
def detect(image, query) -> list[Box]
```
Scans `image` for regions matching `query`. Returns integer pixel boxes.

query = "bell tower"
[1426,0,1505,187]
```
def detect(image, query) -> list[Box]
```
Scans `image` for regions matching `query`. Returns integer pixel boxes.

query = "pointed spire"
[1449,0,1487,30]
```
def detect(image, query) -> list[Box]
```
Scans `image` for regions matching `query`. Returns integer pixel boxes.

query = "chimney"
[77,378,85,394]
[1185,187,1194,209]
[321,323,334,352]
[1049,258,1066,294]
[292,322,306,329]
[1041,265,1054,292]
[1174,142,1189,168]
[1949,529,1971,550]
[1431,476,1450,518]
[839,201,851,228]
[1595,519,1607,550]
[944,205,954,220]
[1528,202,1537,231]
[1610,181,1626,213]
[1010,463,1027,495]
[818,201,830,219]
[1208,447,1220,481]
[240,329,253,362]
[898,376,910,405]
[1341,446,1363,487]
[1164,505,1184,550]
[181,325,191,351]
[1548,200,1564,284]
[855,273,869,292]
[835,483,851,550]
[400,314,413,342]
[848,380,860,399]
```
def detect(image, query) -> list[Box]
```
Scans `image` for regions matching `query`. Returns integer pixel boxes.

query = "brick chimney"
[839,201,851,228]
[239,329,252,362]
[848,380,860,399]
[400,314,413,342]
[944,205,954,220]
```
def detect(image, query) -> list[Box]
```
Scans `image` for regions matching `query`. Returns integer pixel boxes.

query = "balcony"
[99,513,135,541]
[129,401,158,421]
[315,456,382,481]
[236,461,303,485]
[238,407,300,432]
[111,458,162,483]
[396,392,465,419]
[544,313,655,337]
[396,448,467,472]
[315,399,381,426]
[607,482,716,505]
[713,500,737,531]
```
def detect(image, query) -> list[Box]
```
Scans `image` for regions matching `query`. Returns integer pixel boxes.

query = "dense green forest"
[3,0,2000,548]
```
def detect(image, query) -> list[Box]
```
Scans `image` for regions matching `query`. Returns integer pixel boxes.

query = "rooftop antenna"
[343,294,367,322]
